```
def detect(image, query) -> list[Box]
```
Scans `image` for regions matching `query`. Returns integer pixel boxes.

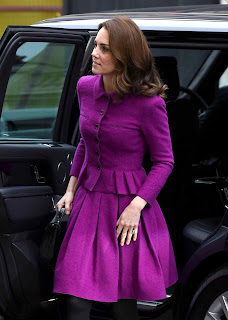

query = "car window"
[151,48,211,87]
[0,41,75,140]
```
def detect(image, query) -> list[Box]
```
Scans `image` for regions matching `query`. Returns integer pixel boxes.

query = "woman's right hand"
[56,191,75,215]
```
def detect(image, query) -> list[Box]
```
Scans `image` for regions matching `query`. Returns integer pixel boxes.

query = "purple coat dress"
[53,74,178,302]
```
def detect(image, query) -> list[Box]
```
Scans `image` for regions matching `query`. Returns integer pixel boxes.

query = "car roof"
[34,5,228,33]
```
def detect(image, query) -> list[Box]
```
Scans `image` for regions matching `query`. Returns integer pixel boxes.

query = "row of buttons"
[96,109,105,170]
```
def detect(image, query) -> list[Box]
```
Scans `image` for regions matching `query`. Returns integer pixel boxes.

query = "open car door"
[0,25,89,319]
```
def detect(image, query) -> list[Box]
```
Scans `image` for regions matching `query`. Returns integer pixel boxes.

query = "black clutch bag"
[40,207,66,266]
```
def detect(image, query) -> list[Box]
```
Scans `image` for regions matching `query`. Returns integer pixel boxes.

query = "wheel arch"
[175,251,228,320]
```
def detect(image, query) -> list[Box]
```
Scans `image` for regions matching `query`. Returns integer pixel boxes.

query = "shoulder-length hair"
[98,16,167,100]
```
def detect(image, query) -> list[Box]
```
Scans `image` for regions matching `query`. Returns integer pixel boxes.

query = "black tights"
[65,295,139,320]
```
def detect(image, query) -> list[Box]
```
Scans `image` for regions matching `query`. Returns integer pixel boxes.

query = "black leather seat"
[182,175,227,260]
[183,218,220,258]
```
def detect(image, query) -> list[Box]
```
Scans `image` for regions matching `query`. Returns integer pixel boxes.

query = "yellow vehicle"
[0,0,62,37]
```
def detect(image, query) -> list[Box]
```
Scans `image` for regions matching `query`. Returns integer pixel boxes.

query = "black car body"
[0,5,228,320]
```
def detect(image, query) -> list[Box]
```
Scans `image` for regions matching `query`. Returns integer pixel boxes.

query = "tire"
[187,265,228,320]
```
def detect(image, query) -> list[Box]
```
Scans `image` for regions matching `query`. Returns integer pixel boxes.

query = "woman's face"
[92,27,116,76]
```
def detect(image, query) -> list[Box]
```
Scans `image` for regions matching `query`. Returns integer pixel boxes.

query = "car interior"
[152,48,228,269]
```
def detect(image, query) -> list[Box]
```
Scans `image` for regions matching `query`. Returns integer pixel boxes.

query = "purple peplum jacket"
[70,74,174,204]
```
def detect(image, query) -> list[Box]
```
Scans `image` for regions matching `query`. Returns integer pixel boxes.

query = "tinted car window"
[0,42,74,140]
[151,48,211,87]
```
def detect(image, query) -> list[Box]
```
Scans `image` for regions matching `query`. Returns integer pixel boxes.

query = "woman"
[54,16,178,320]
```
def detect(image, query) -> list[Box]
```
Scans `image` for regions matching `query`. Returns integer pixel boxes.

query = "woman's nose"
[92,47,99,58]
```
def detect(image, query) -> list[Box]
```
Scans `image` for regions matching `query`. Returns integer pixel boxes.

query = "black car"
[0,5,228,320]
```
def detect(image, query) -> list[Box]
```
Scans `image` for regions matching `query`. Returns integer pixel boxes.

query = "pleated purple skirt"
[53,185,178,302]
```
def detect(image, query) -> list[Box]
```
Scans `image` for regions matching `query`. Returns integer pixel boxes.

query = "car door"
[0,26,89,319]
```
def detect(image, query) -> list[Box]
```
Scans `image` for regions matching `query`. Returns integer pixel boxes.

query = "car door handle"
[33,166,46,184]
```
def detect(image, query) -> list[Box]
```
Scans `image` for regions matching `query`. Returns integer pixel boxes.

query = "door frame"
[0,26,90,144]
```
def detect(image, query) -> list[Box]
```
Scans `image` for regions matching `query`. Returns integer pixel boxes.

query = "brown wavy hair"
[98,16,167,100]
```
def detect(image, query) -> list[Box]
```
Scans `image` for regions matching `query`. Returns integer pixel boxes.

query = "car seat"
[183,177,226,259]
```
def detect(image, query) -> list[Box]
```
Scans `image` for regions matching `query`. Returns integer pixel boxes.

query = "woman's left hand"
[116,196,147,246]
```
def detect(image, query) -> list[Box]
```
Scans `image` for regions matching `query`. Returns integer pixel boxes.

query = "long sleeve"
[136,96,174,205]
[69,78,85,178]
[70,138,85,177]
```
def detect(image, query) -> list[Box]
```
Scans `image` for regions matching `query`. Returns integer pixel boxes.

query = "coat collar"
[93,74,117,101]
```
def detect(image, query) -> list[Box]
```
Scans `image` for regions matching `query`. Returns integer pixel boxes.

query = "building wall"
[63,0,219,14]
[0,0,62,37]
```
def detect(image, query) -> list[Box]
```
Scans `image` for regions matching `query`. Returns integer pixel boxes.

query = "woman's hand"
[56,176,78,215]
[56,191,75,215]
[116,196,147,246]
